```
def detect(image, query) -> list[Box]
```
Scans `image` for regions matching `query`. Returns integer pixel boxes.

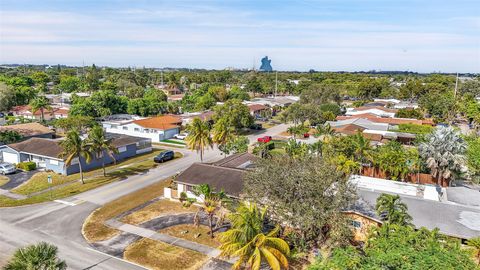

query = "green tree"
[4,242,67,270]
[284,138,308,158]
[54,115,96,133]
[219,203,290,270]
[351,131,373,166]
[309,225,478,270]
[212,118,235,156]
[185,118,213,162]
[29,96,51,122]
[0,131,23,144]
[59,130,91,184]
[466,136,480,183]
[213,99,254,131]
[375,193,412,226]
[86,126,119,177]
[58,76,81,93]
[228,85,250,101]
[244,155,356,249]
[225,136,250,155]
[0,82,16,112]
[395,108,424,119]
[374,141,410,180]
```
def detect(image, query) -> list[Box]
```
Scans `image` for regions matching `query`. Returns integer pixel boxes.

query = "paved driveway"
[1,170,37,190]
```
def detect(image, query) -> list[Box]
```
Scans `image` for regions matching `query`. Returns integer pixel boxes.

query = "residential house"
[102,115,182,142]
[336,115,435,126]
[247,104,270,119]
[0,123,54,141]
[10,105,69,120]
[0,134,151,175]
[180,111,215,125]
[346,106,397,118]
[164,153,257,201]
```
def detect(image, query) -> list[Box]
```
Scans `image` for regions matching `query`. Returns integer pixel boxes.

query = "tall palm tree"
[192,184,227,238]
[334,154,361,176]
[467,237,480,265]
[375,193,412,226]
[86,126,119,176]
[219,203,290,270]
[212,118,235,157]
[419,126,467,186]
[29,96,51,122]
[4,242,67,270]
[185,118,213,162]
[60,130,91,184]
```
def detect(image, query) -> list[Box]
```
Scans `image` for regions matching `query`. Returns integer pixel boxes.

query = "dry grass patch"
[122,199,198,225]
[159,224,221,248]
[124,238,208,270]
[82,180,170,242]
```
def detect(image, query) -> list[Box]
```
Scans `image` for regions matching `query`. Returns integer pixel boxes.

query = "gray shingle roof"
[356,189,480,239]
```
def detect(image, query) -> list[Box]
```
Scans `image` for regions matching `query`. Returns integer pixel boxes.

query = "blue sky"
[0,0,479,72]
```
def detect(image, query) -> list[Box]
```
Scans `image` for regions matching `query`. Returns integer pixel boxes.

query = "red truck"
[257,136,272,143]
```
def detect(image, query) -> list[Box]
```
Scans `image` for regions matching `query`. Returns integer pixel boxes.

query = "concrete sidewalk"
[105,219,221,257]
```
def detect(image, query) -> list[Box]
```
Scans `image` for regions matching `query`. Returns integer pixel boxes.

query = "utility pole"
[275,71,278,98]
[454,72,459,98]
[161,71,164,86]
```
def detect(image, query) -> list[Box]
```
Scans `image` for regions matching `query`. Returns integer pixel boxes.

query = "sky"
[0,0,479,72]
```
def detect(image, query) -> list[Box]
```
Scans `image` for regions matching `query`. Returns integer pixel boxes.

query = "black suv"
[154,150,174,163]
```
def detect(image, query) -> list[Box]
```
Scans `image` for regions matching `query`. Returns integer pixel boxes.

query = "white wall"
[103,122,179,142]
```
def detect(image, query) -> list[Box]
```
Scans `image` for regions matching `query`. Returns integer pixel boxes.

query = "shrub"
[17,161,36,171]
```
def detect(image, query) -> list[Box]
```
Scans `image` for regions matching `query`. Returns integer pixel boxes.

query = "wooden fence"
[361,166,449,187]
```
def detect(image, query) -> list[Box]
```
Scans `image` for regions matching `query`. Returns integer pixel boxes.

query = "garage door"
[2,152,19,164]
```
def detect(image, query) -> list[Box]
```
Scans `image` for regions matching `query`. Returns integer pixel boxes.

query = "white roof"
[327,118,389,131]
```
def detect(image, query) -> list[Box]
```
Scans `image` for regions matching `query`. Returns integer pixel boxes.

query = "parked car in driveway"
[0,163,16,175]
[174,133,188,140]
[257,136,272,143]
[154,150,175,163]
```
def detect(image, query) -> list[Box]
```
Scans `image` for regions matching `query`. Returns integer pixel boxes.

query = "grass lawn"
[159,224,221,248]
[0,176,9,187]
[83,180,170,242]
[161,139,186,145]
[12,150,166,195]
[124,238,208,270]
[122,199,198,225]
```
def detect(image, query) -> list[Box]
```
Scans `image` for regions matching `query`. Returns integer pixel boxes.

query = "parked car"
[250,123,263,130]
[154,150,175,163]
[257,136,272,143]
[174,133,188,140]
[303,133,310,138]
[0,163,16,175]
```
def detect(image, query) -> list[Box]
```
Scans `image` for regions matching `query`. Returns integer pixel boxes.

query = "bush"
[17,161,36,171]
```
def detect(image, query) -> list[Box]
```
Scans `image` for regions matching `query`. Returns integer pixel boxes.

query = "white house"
[102,115,182,142]
[346,106,397,118]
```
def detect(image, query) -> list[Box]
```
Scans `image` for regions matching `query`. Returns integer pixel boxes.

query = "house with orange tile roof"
[102,115,182,142]
[10,105,69,120]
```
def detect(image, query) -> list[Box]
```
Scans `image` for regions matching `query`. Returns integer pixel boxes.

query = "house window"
[111,125,118,129]
[349,220,362,229]
[134,128,140,132]
[122,126,128,130]
[186,185,195,192]
[118,146,127,153]
[71,157,79,165]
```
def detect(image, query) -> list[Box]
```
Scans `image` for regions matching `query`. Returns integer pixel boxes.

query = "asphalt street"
[0,124,292,269]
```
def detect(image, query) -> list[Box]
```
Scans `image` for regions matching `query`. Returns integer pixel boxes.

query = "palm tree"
[351,131,373,165]
[29,96,51,122]
[219,203,290,270]
[467,237,480,265]
[192,184,227,238]
[185,118,213,162]
[4,242,67,270]
[375,193,412,226]
[315,123,336,141]
[212,118,235,157]
[284,138,307,158]
[334,154,361,176]
[60,130,91,184]
[418,126,467,186]
[86,126,119,177]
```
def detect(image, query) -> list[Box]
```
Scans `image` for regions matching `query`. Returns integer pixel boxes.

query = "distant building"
[0,123,54,140]
[259,56,273,72]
